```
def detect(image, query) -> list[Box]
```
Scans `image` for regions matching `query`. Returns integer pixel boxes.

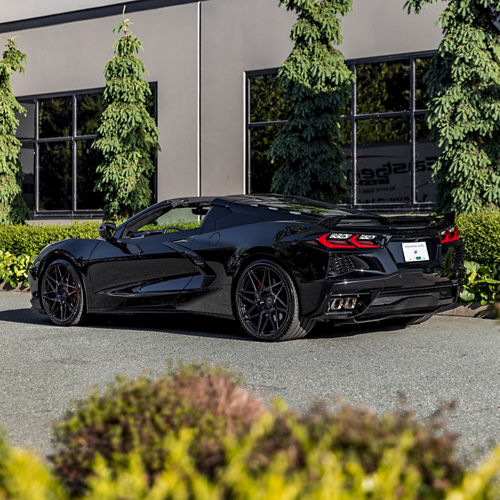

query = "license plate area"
[402,242,429,262]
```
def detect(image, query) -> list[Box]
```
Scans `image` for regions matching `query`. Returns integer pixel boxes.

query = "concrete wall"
[1,0,141,24]
[5,0,444,209]
[8,4,199,201]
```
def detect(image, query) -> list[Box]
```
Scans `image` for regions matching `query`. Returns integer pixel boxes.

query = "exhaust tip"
[329,296,358,312]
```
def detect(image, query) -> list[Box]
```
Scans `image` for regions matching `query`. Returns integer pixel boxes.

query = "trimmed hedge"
[0,221,198,258]
[0,222,100,257]
[456,211,500,265]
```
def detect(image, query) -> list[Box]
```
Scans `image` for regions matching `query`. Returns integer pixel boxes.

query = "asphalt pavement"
[0,291,498,465]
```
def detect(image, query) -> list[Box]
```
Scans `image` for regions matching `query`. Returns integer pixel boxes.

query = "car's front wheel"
[40,259,86,326]
[234,259,314,341]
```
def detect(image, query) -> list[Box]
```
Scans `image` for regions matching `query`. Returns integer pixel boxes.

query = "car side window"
[129,206,210,238]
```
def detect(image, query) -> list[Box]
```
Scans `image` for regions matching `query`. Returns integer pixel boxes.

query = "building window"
[246,51,439,211]
[16,85,157,217]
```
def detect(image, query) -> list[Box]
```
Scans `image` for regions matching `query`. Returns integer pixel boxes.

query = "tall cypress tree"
[406,0,500,212]
[93,9,160,220]
[268,0,354,202]
[0,37,31,224]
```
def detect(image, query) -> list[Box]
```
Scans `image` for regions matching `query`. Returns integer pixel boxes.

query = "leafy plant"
[268,0,354,202]
[51,363,263,495]
[0,250,34,288]
[456,211,500,265]
[461,260,500,305]
[0,37,31,224]
[405,0,500,213]
[0,221,196,258]
[93,8,160,221]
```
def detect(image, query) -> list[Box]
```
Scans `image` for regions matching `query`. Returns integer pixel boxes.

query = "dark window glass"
[415,115,439,204]
[19,143,35,210]
[16,101,35,139]
[356,117,411,204]
[145,87,156,118]
[249,125,282,193]
[76,140,104,210]
[249,74,292,123]
[356,61,410,114]
[39,97,72,138]
[341,119,353,204]
[415,57,434,110]
[39,141,72,211]
[77,93,103,136]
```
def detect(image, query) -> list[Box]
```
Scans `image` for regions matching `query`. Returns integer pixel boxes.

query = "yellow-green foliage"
[0,250,34,288]
[3,417,497,500]
[1,408,500,499]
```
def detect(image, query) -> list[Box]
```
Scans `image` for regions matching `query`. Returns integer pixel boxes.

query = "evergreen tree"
[268,0,354,201]
[406,0,500,212]
[93,9,160,220]
[0,37,31,223]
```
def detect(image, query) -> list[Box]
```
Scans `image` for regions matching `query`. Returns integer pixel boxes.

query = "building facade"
[0,0,444,219]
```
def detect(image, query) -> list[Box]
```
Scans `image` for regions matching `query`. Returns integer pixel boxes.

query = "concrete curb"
[437,303,496,319]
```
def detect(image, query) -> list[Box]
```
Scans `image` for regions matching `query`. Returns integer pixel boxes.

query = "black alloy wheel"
[41,259,85,326]
[234,259,313,341]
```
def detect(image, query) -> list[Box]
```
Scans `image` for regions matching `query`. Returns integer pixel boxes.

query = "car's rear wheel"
[234,259,314,341]
[40,259,85,326]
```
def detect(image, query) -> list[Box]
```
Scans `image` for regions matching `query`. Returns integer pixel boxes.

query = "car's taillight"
[440,226,460,244]
[317,233,381,249]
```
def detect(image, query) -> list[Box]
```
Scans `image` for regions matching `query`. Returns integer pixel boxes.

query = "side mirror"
[99,221,116,240]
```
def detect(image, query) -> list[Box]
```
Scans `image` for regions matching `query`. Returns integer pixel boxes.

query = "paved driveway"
[0,291,498,464]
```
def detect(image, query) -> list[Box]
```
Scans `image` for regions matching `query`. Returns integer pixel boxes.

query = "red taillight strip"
[440,227,460,243]
[317,233,355,248]
[317,233,380,249]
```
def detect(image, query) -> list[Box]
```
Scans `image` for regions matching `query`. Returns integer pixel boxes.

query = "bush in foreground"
[50,363,468,498]
[51,363,264,494]
[0,415,499,499]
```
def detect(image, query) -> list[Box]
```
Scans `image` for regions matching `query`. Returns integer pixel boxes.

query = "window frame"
[17,83,158,219]
[245,50,437,212]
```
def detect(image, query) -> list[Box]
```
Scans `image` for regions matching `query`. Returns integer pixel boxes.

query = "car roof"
[166,194,362,219]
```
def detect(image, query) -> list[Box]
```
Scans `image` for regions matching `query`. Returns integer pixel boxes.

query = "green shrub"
[456,211,500,265]
[51,363,264,495]
[0,221,199,258]
[0,421,499,500]
[248,402,464,499]
[52,363,464,499]
[80,422,500,500]
[0,429,66,500]
[1,363,500,499]
[0,250,34,288]
[461,261,500,305]
[0,222,100,257]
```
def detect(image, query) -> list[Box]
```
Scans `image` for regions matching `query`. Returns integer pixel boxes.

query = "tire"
[399,313,433,327]
[40,259,86,326]
[234,259,314,341]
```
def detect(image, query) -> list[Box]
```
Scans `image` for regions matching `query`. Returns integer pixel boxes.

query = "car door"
[87,228,200,311]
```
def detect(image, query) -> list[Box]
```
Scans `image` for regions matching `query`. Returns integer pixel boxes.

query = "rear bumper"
[306,271,461,322]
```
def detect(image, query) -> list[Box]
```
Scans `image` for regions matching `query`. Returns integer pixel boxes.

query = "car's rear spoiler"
[319,212,456,231]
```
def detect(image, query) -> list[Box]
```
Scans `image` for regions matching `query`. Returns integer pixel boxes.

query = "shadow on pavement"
[0,304,408,342]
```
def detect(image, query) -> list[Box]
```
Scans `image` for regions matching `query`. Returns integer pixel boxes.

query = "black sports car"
[29,194,464,341]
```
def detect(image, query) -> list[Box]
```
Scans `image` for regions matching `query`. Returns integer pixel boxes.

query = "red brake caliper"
[254,283,262,307]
